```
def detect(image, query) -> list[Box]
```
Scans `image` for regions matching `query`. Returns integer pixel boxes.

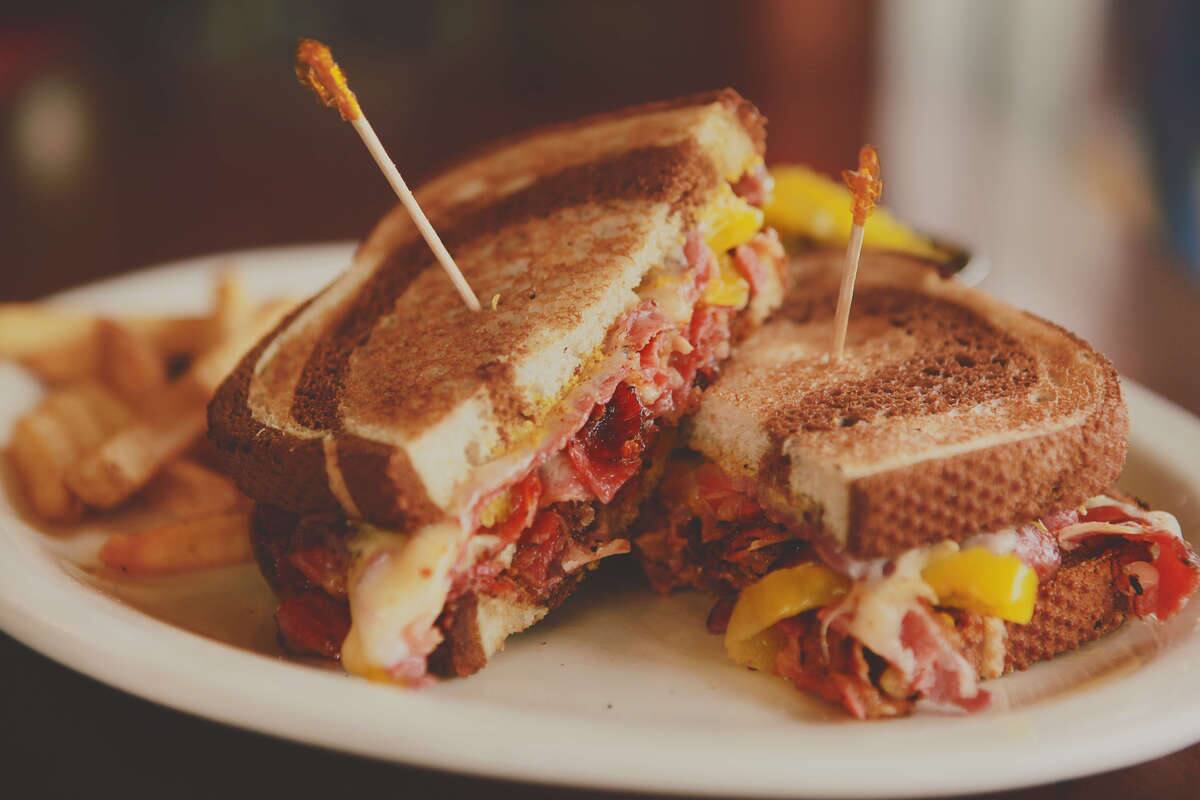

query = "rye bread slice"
[689,251,1128,558]
[1003,549,1128,672]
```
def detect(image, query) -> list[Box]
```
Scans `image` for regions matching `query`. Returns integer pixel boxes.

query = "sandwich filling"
[256,167,786,682]
[635,458,1200,718]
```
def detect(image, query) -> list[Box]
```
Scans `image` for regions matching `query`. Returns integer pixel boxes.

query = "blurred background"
[2,0,1198,412]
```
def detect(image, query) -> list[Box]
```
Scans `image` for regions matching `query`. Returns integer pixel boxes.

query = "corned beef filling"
[567,383,655,504]
[262,217,779,666]
[251,509,352,661]
[637,461,817,596]
[635,460,1200,718]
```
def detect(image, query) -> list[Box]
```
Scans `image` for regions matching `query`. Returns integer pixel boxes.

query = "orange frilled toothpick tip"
[841,145,883,226]
[295,38,362,122]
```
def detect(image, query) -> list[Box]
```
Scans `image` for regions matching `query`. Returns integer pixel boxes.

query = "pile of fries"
[2,273,294,577]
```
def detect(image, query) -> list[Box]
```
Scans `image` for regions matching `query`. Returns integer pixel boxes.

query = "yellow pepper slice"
[703,184,764,255]
[921,548,1038,624]
[703,253,751,309]
[765,165,945,260]
[725,563,850,670]
[727,626,789,673]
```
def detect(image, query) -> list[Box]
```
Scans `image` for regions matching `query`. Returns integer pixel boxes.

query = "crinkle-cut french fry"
[4,279,293,387]
[185,297,295,395]
[1,303,211,375]
[0,304,96,360]
[8,410,84,523]
[126,316,211,361]
[142,459,246,518]
[65,406,207,510]
[99,512,253,575]
[18,333,102,385]
[210,271,254,345]
[96,318,168,409]
[7,383,132,523]
[42,383,134,450]
[63,298,293,510]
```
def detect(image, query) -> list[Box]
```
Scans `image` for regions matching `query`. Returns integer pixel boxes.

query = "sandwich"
[207,90,786,683]
[634,250,1200,718]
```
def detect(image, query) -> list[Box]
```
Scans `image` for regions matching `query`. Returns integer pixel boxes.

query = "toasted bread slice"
[222,91,777,681]
[1001,550,1127,672]
[957,549,1127,678]
[209,90,766,530]
[688,251,1128,558]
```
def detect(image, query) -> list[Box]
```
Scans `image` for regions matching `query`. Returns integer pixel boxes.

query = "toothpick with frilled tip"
[294,38,482,311]
[831,145,883,361]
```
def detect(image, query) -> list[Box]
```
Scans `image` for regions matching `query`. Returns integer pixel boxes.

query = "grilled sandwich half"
[634,250,1200,718]
[208,90,786,683]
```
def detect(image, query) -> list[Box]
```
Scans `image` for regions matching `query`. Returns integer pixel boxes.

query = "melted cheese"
[838,543,951,675]
[1075,495,1183,539]
[980,617,1008,680]
[340,521,465,681]
[638,268,695,325]
[1058,495,1183,548]
[703,253,750,309]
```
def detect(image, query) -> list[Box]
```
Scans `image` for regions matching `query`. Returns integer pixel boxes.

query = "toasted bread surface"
[210,90,765,527]
[689,251,1128,557]
[1003,550,1128,672]
[427,584,576,678]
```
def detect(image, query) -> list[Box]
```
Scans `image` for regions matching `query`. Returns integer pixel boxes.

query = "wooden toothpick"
[831,145,883,361]
[295,39,482,311]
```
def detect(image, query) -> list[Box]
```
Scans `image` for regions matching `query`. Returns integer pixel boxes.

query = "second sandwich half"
[207,90,785,683]
[635,250,1200,718]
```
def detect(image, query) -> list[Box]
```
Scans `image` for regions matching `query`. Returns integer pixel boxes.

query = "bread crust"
[846,358,1127,556]
[333,433,442,528]
[206,302,343,516]
[427,571,587,678]
[427,591,488,677]
[432,88,766,181]
[1003,550,1129,672]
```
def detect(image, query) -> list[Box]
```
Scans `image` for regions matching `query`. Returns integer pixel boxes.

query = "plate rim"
[3,245,1200,799]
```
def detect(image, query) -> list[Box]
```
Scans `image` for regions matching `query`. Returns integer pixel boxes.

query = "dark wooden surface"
[2,3,1199,797]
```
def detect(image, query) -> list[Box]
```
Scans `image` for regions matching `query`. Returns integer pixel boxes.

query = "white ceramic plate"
[3,245,1200,799]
